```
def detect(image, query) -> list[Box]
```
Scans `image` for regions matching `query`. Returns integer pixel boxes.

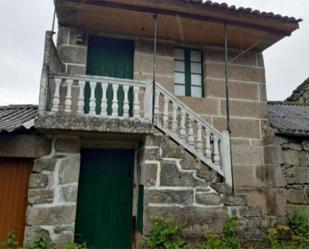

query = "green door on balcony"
[75,149,135,249]
[85,36,134,115]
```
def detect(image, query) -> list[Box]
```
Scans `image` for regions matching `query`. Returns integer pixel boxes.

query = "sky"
[0,0,308,105]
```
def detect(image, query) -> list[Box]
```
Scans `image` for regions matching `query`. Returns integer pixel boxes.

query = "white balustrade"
[154,82,230,182]
[100,83,108,116]
[77,81,85,114]
[64,79,73,113]
[50,74,150,121]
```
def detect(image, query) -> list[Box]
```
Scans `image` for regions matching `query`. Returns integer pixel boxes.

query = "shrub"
[289,208,309,238]
[199,232,222,249]
[223,216,241,249]
[143,217,186,249]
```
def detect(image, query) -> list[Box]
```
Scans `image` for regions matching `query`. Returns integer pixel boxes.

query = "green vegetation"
[0,232,87,249]
[2,208,308,249]
[143,208,309,249]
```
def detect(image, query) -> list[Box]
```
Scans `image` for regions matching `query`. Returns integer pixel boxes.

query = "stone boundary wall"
[264,126,309,219]
[24,137,81,248]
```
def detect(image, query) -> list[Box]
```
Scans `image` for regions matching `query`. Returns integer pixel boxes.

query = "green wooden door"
[85,36,134,115]
[75,149,135,249]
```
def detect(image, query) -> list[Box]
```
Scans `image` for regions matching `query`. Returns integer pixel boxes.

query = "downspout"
[224,24,235,193]
[152,14,158,124]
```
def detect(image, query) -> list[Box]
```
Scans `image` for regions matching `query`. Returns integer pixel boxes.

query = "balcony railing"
[48,73,153,122]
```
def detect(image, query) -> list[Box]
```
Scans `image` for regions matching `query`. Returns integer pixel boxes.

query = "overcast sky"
[0,0,308,105]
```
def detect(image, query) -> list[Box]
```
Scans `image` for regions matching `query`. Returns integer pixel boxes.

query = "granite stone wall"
[264,126,309,219]
[24,137,81,248]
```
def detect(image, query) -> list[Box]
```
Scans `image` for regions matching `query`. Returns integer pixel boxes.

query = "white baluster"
[179,109,186,140]
[51,78,61,112]
[163,95,169,129]
[64,79,73,113]
[123,85,130,118]
[187,116,195,148]
[171,102,178,133]
[154,90,160,124]
[205,129,212,162]
[112,84,119,117]
[77,80,85,115]
[89,81,96,115]
[196,122,203,155]
[213,136,221,167]
[100,83,108,116]
[133,86,140,119]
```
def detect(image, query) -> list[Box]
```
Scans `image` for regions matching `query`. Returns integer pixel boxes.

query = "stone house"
[0,0,305,248]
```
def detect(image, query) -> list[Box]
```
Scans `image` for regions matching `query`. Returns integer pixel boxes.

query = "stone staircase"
[153,82,232,186]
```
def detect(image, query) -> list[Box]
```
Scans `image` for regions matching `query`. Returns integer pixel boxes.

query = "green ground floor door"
[75,149,135,249]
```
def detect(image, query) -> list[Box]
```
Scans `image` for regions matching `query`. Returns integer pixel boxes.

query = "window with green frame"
[174,48,204,97]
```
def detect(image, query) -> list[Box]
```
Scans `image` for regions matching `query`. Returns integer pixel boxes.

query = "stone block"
[58,46,87,64]
[223,195,247,206]
[27,205,76,226]
[264,146,284,165]
[28,189,54,205]
[301,140,309,151]
[144,206,229,234]
[177,97,219,115]
[282,150,299,166]
[141,147,161,161]
[206,63,265,83]
[265,164,286,187]
[55,138,80,153]
[281,142,302,151]
[196,192,222,206]
[259,84,267,101]
[266,188,287,217]
[145,164,158,187]
[0,134,51,158]
[52,231,74,248]
[205,47,258,66]
[145,189,193,205]
[33,158,56,173]
[160,160,206,187]
[232,145,264,166]
[286,167,309,184]
[220,99,267,118]
[24,226,50,245]
[287,188,307,204]
[61,185,78,202]
[234,166,264,188]
[29,173,49,189]
[57,26,69,46]
[59,155,80,184]
[206,79,259,100]
[213,117,261,138]
[299,151,309,167]
[67,64,86,75]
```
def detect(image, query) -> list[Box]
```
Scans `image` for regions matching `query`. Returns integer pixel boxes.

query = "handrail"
[52,73,149,87]
[155,82,222,138]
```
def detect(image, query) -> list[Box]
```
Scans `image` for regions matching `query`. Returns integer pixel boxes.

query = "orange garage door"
[0,158,32,247]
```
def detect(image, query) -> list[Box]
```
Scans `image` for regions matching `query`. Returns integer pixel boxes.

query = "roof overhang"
[55,0,301,51]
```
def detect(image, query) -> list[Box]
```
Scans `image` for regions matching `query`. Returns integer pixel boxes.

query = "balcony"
[36,32,153,134]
